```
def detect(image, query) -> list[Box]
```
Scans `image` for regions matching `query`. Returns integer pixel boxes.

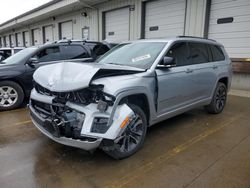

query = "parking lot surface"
[0,95,250,188]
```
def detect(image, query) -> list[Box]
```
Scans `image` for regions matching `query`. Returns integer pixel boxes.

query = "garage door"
[24,31,30,47]
[60,21,73,40]
[145,0,186,39]
[44,25,54,43]
[10,34,15,47]
[5,36,10,47]
[32,29,41,46]
[208,0,250,58]
[105,7,130,42]
[16,33,23,47]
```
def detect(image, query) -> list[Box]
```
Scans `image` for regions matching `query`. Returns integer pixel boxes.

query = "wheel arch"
[0,78,27,97]
[218,77,228,89]
[118,93,150,125]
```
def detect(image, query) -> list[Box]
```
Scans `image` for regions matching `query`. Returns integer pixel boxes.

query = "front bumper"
[29,105,102,151]
[29,89,134,150]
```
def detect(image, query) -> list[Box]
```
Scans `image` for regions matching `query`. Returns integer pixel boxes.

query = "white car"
[0,47,25,62]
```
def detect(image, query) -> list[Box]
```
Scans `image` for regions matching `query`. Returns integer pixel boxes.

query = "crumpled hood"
[33,62,144,92]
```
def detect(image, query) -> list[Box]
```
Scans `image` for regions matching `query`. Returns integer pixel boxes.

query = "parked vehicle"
[0,47,25,62]
[29,37,232,159]
[0,40,114,110]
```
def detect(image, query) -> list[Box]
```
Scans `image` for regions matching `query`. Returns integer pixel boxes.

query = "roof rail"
[177,36,216,42]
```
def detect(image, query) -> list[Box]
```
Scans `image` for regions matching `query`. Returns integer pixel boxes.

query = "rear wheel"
[0,81,24,111]
[205,82,227,114]
[104,104,147,159]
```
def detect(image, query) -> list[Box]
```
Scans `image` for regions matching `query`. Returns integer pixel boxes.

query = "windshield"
[2,47,37,64]
[97,42,167,69]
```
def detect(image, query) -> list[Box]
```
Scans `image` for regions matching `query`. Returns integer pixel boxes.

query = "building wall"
[0,0,208,46]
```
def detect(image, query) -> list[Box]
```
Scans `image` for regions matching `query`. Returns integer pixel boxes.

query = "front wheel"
[104,104,147,160]
[205,82,227,114]
[0,81,24,111]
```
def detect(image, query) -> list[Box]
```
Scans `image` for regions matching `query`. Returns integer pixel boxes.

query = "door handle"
[186,68,193,73]
[213,65,218,69]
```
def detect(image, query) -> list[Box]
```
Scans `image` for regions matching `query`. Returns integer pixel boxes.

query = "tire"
[205,82,227,114]
[104,104,147,160]
[0,81,24,111]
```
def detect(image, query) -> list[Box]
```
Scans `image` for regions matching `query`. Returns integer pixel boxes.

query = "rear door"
[188,42,218,100]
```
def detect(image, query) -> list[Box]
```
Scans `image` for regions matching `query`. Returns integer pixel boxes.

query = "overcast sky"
[0,0,52,24]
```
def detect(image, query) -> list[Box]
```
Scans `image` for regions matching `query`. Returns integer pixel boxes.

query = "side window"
[166,42,189,66]
[14,49,22,54]
[210,45,225,61]
[93,44,110,57]
[189,42,210,64]
[61,45,90,60]
[34,47,61,62]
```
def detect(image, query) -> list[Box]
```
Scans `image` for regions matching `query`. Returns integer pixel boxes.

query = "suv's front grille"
[33,82,94,105]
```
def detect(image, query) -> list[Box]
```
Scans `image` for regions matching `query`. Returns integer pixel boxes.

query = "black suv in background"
[0,40,115,111]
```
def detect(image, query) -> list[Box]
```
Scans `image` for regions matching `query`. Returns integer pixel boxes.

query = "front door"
[156,42,195,116]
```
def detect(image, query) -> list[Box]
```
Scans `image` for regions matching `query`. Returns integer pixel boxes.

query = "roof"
[124,36,221,46]
[0,0,108,33]
[0,0,61,27]
[0,47,25,50]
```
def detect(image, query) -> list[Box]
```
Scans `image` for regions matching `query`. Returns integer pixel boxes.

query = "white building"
[0,0,250,89]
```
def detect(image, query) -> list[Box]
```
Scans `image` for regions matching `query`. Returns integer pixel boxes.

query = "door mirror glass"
[157,56,176,68]
[27,57,38,67]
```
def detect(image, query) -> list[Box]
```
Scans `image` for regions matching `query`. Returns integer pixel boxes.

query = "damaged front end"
[29,82,134,151]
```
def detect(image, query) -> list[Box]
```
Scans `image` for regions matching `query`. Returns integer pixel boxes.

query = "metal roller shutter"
[208,0,250,58]
[32,29,41,46]
[145,0,186,39]
[24,31,30,47]
[5,36,10,47]
[2,37,5,47]
[105,7,130,42]
[44,25,54,43]
[16,33,23,47]
[10,34,15,47]
[60,21,73,40]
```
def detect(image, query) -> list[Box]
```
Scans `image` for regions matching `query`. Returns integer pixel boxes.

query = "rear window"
[210,45,225,61]
[189,42,210,64]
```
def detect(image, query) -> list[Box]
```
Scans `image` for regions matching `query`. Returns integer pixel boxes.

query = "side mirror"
[26,57,38,67]
[157,56,176,68]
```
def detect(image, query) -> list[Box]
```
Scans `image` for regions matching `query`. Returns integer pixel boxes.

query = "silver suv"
[29,37,232,159]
